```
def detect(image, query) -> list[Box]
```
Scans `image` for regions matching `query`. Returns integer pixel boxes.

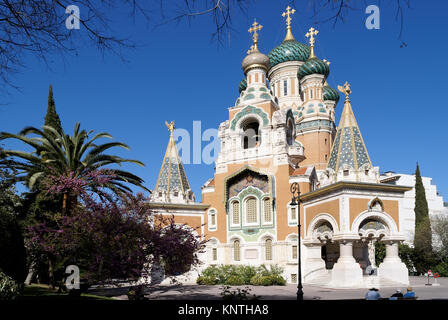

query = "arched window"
[242,120,260,149]
[283,79,288,96]
[232,201,240,225]
[209,210,216,227]
[246,197,257,223]
[265,239,272,261]
[233,240,240,261]
[263,198,272,223]
[286,118,294,146]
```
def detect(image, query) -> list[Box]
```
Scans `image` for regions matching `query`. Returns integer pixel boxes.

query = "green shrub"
[270,275,286,286]
[225,275,245,286]
[198,264,286,286]
[0,269,21,300]
[239,265,257,284]
[196,275,217,285]
[433,260,448,277]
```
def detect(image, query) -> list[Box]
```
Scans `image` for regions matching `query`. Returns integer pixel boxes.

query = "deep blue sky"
[1,1,447,202]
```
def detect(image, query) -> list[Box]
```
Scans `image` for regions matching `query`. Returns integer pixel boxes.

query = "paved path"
[89,276,448,300]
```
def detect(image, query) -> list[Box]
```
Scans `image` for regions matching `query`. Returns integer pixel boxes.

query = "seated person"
[389,289,403,300]
[403,287,415,299]
[365,288,381,300]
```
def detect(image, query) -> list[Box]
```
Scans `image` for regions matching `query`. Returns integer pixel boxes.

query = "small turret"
[152,121,195,204]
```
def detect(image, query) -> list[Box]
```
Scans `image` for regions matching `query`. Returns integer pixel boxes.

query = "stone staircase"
[305,273,408,289]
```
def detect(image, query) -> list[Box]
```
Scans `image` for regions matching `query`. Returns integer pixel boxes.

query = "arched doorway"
[312,220,340,269]
[354,218,389,275]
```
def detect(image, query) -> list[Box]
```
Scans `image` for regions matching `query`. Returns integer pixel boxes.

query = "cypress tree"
[413,162,433,272]
[44,85,62,136]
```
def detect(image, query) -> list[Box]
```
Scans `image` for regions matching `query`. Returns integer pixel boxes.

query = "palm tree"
[0,123,149,214]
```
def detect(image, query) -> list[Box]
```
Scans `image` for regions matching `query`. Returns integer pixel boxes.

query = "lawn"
[19,284,115,300]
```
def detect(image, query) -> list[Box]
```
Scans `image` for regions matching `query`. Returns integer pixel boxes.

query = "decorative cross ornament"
[165,121,175,134]
[338,81,352,99]
[248,20,263,51]
[305,27,319,46]
[282,6,296,27]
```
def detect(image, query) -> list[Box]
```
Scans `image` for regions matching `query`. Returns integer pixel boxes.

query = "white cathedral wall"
[395,173,447,245]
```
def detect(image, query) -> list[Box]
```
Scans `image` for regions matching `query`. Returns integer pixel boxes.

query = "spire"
[327,82,372,173]
[305,27,319,58]
[282,6,296,41]
[153,121,194,203]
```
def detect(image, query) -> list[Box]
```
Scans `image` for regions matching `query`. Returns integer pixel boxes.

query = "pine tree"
[44,84,62,136]
[413,162,434,272]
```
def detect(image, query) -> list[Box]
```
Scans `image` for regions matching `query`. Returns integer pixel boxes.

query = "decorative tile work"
[297,57,330,79]
[230,105,270,130]
[268,39,310,68]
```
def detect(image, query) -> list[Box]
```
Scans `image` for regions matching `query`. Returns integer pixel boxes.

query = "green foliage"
[0,167,27,283]
[225,275,245,286]
[0,268,22,300]
[196,275,217,285]
[198,264,286,286]
[398,243,415,271]
[413,163,432,254]
[433,260,448,277]
[44,85,63,137]
[220,285,258,300]
[375,241,386,265]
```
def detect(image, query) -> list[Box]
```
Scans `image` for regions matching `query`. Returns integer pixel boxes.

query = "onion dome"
[242,49,270,74]
[238,78,247,93]
[268,40,310,68]
[268,6,310,68]
[297,57,330,80]
[323,84,340,102]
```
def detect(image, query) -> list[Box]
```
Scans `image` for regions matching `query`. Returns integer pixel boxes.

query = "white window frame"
[230,198,241,228]
[261,197,273,225]
[208,208,217,231]
[265,238,273,261]
[243,195,259,227]
[288,203,298,225]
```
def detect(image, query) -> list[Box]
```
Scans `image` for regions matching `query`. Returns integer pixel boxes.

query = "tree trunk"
[62,193,68,215]
[48,258,55,289]
[24,262,35,285]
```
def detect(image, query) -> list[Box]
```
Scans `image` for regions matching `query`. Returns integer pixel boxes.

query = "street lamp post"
[290,182,303,300]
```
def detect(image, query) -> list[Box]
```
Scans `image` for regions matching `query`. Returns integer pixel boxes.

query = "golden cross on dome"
[282,6,296,41]
[165,121,175,134]
[337,82,352,101]
[282,6,296,27]
[306,27,319,58]
[248,20,263,51]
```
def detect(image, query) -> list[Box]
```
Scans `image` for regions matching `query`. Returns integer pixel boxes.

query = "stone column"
[302,241,326,282]
[330,237,363,287]
[378,239,409,285]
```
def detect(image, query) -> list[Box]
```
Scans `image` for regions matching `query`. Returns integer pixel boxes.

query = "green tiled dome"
[323,85,340,102]
[297,57,330,80]
[238,78,247,93]
[268,40,310,68]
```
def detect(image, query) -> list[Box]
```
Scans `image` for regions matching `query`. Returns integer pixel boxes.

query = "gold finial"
[305,27,319,58]
[337,82,352,101]
[282,6,296,41]
[165,121,175,135]
[248,20,263,52]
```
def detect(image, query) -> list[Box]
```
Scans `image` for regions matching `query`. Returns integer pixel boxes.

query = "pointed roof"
[327,83,372,172]
[154,121,191,197]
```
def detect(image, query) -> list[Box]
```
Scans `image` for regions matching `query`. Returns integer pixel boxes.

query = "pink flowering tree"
[27,191,205,288]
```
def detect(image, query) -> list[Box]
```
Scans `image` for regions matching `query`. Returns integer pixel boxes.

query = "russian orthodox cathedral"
[147,7,436,288]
